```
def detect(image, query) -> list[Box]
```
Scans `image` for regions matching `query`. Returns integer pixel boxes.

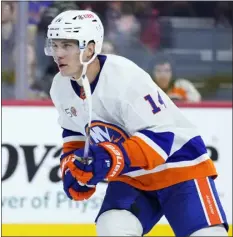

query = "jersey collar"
[70,55,107,98]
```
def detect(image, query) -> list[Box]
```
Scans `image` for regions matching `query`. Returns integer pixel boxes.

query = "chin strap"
[74,50,98,86]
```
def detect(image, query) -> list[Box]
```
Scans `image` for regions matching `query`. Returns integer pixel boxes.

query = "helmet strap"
[75,49,98,85]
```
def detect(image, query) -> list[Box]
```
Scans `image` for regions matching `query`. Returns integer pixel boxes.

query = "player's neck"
[86,58,100,84]
[75,58,100,84]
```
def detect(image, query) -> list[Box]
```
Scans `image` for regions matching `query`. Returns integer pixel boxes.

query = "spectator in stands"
[2,2,16,99]
[2,2,39,99]
[152,55,201,102]
[28,1,53,44]
[116,3,140,38]
[105,2,140,47]
[135,2,161,51]
[28,1,52,25]
[105,1,123,40]
[102,40,117,54]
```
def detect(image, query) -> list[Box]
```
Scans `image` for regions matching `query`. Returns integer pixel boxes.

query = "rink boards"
[2,102,232,236]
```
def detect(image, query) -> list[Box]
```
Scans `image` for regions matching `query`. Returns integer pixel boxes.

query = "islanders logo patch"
[85,121,129,145]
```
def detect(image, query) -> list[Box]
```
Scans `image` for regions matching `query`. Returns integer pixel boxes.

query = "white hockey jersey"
[50,54,217,191]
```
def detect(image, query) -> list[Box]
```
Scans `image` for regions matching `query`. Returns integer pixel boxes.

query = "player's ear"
[86,40,95,58]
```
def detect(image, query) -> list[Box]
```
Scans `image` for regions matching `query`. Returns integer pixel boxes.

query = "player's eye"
[63,44,72,48]
[52,44,58,49]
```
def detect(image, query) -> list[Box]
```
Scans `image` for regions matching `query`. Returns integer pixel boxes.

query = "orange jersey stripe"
[196,177,222,225]
[123,136,165,170]
[112,159,217,191]
[63,141,85,153]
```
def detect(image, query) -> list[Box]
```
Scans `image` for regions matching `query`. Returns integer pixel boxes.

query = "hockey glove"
[65,142,131,186]
[60,153,96,201]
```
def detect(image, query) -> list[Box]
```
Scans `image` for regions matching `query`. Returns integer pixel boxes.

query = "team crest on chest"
[85,121,129,145]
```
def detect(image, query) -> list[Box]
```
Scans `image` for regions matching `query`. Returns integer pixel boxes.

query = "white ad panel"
[2,106,232,224]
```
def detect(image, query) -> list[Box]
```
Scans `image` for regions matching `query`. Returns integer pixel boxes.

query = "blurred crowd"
[1,1,233,101]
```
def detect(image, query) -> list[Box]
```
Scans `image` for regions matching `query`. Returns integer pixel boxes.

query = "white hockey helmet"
[45,10,104,56]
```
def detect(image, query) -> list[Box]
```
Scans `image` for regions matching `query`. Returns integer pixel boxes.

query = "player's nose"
[54,55,65,65]
[54,48,66,58]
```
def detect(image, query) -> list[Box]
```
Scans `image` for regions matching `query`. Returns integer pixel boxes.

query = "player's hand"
[65,142,131,185]
[60,154,96,201]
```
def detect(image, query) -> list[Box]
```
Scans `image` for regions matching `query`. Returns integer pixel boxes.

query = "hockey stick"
[81,72,92,164]
[74,52,97,188]
[75,73,95,188]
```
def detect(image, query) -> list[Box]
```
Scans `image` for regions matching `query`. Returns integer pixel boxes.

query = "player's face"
[153,63,172,90]
[52,39,82,77]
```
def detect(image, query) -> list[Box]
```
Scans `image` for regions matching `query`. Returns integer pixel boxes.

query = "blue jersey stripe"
[138,130,175,156]
[166,136,207,163]
[62,128,84,138]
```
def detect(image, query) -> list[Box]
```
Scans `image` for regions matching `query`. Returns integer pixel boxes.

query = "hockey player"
[45,10,228,236]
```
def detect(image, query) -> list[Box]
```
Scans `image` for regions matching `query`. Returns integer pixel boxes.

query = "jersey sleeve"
[57,109,86,157]
[50,78,86,157]
[120,73,179,170]
[56,108,86,157]
[60,128,85,158]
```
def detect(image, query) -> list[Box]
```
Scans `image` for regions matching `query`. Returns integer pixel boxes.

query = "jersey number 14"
[144,92,166,114]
